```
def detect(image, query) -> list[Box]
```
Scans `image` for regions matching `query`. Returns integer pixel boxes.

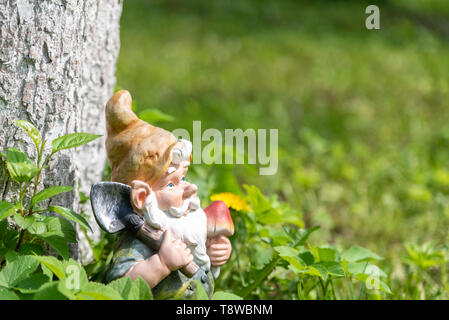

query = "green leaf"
[313,247,337,263]
[346,262,387,279]
[0,255,39,288]
[0,248,6,260]
[258,209,283,225]
[128,277,153,300]
[139,108,174,123]
[194,280,209,300]
[306,264,328,281]
[107,277,133,299]
[15,120,41,148]
[299,251,315,266]
[6,147,32,164]
[27,220,47,235]
[61,259,89,291]
[76,282,123,300]
[39,221,74,259]
[244,185,283,224]
[51,133,102,153]
[6,162,38,183]
[342,246,383,263]
[0,201,16,220]
[4,250,19,263]
[33,281,68,300]
[295,226,320,246]
[274,246,305,271]
[249,243,273,269]
[13,214,36,230]
[378,280,392,294]
[6,148,38,183]
[37,235,70,260]
[237,255,279,298]
[0,218,7,237]
[354,273,392,294]
[15,214,50,236]
[57,281,77,300]
[57,260,90,299]
[48,205,92,232]
[212,291,243,300]
[1,227,19,250]
[40,216,76,242]
[14,274,50,294]
[404,242,445,269]
[321,261,345,278]
[259,227,291,246]
[32,186,74,206]
[0,287,19,300]
[31,256,66,279]
[40,264,53,280]
[18,243,44,256]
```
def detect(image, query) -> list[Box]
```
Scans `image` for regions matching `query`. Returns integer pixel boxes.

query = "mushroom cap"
[204,200,234,237]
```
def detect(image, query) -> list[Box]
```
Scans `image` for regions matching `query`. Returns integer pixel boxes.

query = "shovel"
[90,181,200,278]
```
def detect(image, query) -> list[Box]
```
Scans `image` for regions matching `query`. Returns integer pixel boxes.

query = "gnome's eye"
[167,182,175,189]
[181,177,186,182]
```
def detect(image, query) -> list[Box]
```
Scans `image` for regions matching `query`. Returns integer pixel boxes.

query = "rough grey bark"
[0,0,123,262]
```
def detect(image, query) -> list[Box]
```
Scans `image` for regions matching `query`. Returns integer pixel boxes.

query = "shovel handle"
[136,224,200,278]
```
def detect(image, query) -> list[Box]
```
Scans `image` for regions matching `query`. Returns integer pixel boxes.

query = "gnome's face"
[151,160,198,213]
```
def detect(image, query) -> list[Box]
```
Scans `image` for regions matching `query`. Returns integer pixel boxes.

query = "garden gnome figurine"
[103,90,232,299]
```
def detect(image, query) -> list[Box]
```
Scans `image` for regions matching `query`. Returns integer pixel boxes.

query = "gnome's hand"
[206,235,232,267]
[159,229,194,272]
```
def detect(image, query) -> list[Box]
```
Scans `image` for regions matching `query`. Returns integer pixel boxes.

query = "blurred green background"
[116,0,449,298]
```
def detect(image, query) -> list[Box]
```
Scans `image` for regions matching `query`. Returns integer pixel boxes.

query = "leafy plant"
[402,242,448,299]
[210,185,391,300]
[0,120,152,300]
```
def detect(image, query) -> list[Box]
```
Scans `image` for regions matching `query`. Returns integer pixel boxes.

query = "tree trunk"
[0,0,123,262]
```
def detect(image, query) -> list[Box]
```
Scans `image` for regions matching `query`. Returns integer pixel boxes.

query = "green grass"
[116,0,449,299]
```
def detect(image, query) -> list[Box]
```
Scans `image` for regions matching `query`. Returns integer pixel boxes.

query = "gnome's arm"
[126,252,171,288]
[126,229,193,288]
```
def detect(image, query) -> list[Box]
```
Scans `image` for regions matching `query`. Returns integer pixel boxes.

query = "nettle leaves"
[5,148,38,183]
[0,120,107,299]
[233,185,391,299]
[0,120,101,256]
[274,244,391,295]
[3,120,101,186]
[0,255,153,300]
[51,133,102,153]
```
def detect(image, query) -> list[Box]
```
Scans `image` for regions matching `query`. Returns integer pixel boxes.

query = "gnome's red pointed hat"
[105,90,178,186]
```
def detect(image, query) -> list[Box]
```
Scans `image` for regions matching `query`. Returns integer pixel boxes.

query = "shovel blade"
[90,182,134,233]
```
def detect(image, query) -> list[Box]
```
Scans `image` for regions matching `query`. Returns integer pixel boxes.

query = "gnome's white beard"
[141,193,210,269]
[167,195,201,218]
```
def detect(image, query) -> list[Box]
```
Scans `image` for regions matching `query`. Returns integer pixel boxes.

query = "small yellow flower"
[210,192,250,212]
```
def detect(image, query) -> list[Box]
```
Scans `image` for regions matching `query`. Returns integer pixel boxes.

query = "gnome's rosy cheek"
[154,186,184,210]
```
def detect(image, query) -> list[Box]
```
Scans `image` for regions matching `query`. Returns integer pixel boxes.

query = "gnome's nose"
[183,183,198,200]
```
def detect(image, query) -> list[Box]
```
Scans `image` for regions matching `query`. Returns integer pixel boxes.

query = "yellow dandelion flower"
[210,192,251,212]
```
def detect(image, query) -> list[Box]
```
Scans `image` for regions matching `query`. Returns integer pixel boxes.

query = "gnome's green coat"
[105,231,214,299]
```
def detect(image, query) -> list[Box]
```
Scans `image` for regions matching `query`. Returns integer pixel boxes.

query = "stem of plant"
[319,278,327,298]
[27,145,50,217]
[15,182,30,252]
[357,282,366,300]
[330,279,337,300]
[16,145,52,252]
